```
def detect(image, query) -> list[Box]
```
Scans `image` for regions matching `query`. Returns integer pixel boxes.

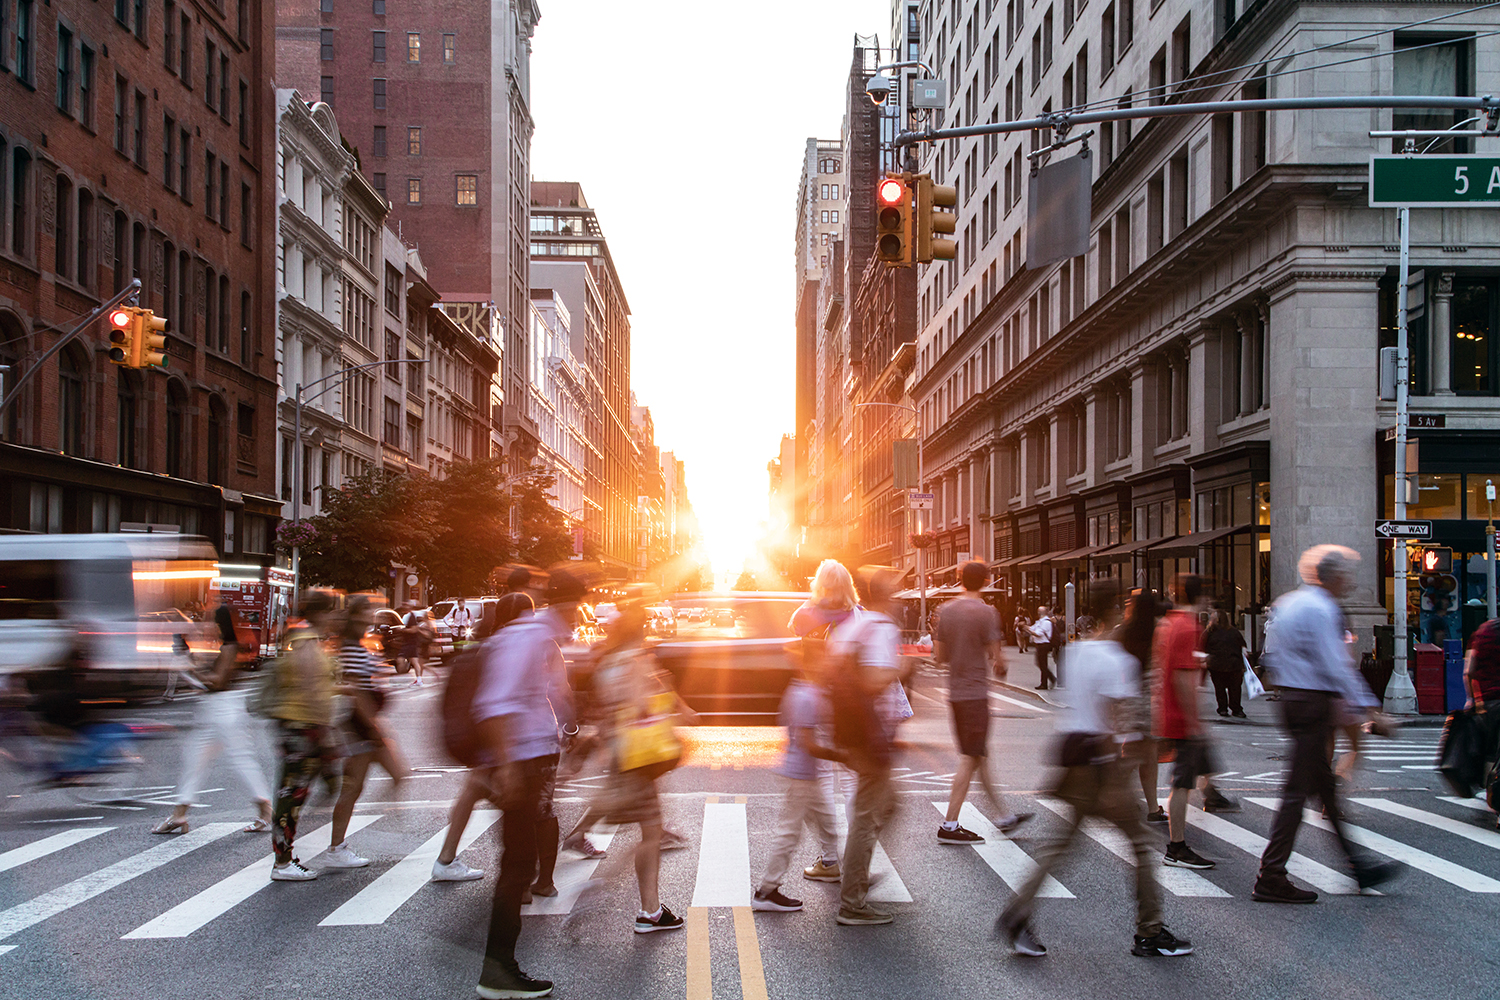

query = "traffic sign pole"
[1387,206,1417,716]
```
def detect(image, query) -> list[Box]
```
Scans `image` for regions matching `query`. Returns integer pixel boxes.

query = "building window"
[1453,278,1495,394]
[1393,37,1472,154]
[372,0,385,14]
[133,90,147,166]
[407,126,421,155]
[383,399,401,446]
[373,30,385,62]
[166,382,186,478]
[320,28,334,61]
[78,45,95,129]
[239,80,249,147]
[442,33,456,63]
[373,78,386,110]
[406,177,421,204]
[179,11,191,81]
[114,76,127,152]
[163,115,175,189]
[240,183,252,247]
[59,349,85,457]
[407,32,420,62]
[56,26,73,114]
[117,369,139,468]
[321,76,335,105]
[384,263,402,313]
[320,0,333,11]
[373,125,387,157]
[179,128,191,198]
[205,151,217,219]
[456,174,477,205]
[373,173,386,198]
[15,0,34,84]
[165,0,177,70]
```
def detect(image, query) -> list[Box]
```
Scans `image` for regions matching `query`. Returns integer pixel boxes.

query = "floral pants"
[272,722,338,865]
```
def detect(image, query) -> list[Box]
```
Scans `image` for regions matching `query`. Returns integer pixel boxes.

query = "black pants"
[1258,691,1364,880]
[1034,643,1055,689]
[482,753,558,982]
[1210,670,1243,715]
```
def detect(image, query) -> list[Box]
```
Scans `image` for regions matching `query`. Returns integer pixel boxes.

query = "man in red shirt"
[1154,575,1238,871]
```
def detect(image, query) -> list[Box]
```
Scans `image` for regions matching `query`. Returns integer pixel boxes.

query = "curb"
[998,679,1064,709]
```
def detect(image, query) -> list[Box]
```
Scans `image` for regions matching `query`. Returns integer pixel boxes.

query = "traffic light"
[107,307,135,365]
[135,310,169,368]
[875,173,911,264]
[914,172,958,263]
[1419,546,1452,573]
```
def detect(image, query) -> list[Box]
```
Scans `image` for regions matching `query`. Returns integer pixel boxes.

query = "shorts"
[950,699,991,758]
[1167,737,1218,789]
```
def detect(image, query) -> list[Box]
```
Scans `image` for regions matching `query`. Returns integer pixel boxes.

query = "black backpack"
[822,617,891,767]
[440,644,486,767]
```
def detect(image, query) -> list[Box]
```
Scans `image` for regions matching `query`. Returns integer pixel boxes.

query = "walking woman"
[1203,611,1248,719]
[789,560,860,825]
[267,590,343,881]
[325,595,410,869]
[1117,589,1166,823]
[152,602,272,835]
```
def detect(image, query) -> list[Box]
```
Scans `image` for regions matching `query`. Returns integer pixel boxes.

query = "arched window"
[207,396,227,485]
[117,367,140,468]
[177,250,191,339]
[76,188,94,289]
[166,381,187,478]
[204,265,217,350]
[12,148,32,258]
[59,346,85,456]
[53,174,72,279]
[1,311,26,443]
[218,274,230,354]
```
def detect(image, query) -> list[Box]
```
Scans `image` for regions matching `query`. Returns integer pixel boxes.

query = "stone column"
[1236,312,1255,417]
[1187,326,1219,455]
[1018,427,1034,504]
[1430,271,1454,395]
[1266,268,1386,649]
[1047,410,1064,501]
[1129,360,1158,476]
[1084,390,1102,488]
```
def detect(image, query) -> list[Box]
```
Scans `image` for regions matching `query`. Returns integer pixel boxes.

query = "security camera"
[866,74,893,106]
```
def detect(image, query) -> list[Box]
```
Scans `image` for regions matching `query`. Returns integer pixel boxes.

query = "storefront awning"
[993,553,1032,569]
[1051,542,1114,565]
[1018,548,1074,570]
[1093,536,1169,564]
[1145,525,1248,558]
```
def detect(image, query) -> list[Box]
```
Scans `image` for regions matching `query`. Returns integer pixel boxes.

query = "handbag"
[1243,652,1266,700]
[612,652,682,780]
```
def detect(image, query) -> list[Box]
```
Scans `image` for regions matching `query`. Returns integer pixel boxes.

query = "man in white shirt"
[1000,581,1193,960]
[1028,605,1057,690]
[445,598,475,643]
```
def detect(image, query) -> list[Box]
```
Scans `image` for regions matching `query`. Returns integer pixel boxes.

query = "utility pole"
[1386,206,1418,715]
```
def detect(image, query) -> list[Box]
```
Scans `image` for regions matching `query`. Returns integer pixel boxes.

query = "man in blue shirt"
[1253,545,1400,903]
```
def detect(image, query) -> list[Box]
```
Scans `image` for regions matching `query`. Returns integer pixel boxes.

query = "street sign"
[1375,519,1432,539]
[1370,155,1500,207]
[908,491,934,511]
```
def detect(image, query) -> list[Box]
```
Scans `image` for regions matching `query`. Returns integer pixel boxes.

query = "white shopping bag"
[1243,652,1266,700]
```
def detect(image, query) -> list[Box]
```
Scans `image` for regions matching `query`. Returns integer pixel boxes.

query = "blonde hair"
[1298,544,1360,586]
[810,559,858,610]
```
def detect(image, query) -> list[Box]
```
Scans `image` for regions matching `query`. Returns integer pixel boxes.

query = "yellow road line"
[732,907,769,1000]
[734,795,747,804]
[686,906,713,1000]
[706,794,719,804]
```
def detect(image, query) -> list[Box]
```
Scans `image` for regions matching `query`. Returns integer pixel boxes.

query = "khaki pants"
[758,775,839,893]
[1002,760,1163,938]
[840,755,896,911]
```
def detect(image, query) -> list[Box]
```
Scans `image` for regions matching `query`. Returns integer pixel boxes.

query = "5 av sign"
[1370,155,1500,207]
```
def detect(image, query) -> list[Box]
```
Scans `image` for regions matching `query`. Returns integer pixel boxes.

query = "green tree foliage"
[410,458,516,598]
[293,468,430,591]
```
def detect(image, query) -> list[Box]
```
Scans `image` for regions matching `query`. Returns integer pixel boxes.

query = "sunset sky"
[529,0,889,585]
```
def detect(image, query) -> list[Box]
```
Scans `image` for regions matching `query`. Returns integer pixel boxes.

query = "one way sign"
[1375,519,1432,539]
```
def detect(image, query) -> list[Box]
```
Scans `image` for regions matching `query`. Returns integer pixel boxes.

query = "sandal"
[151,817,190,835]
[242,818,271,833]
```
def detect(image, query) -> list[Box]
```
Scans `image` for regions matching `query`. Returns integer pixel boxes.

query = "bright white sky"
[530,0,888,587]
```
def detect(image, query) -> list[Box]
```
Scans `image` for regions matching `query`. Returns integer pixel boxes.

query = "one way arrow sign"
[1375,519,1432,539]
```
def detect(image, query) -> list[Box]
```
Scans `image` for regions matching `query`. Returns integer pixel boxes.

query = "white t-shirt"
[1029,617,1054,644]
[1057,639,1139,736]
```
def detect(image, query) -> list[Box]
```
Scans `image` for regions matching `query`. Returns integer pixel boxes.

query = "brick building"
[275,0,541,467]
[0,0,280,553]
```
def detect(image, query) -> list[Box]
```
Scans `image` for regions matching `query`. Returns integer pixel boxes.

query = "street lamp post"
[290,358,429,606]
[853,401,925,631]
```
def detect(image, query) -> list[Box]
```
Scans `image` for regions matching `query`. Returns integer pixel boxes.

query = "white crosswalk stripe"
[1184,808,1364,895]
[0,822,241,941]
[1245,798,1500,893]
[1350,798,1500,852]
[0,827,113,873]
[122,815,382,939]
[691,800,751,907]
[931,801,1072,898]
[1033,800,1229,897]
[1438,795,1493,814]
[320,811,499,926]
[524,829,617,916]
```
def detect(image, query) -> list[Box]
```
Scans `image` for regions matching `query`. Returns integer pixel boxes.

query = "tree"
[409,458,515,598]
[291,468,430,592]
[509,467,578,568]
[733,568,759,591]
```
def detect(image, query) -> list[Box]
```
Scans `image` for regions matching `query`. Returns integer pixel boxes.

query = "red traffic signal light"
[876,174,911,264]
[877,178,905,205]
[108,308,134,365]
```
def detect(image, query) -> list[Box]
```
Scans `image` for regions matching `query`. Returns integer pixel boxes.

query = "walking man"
[1155,574,1236,872]
[446,598,475,648]
[1028,606,1056,690]
[936,561,1032,843]
[827,566,904,926]
[1253,545,1400,902]
[471,570,580,998]
[999,582,1192,959]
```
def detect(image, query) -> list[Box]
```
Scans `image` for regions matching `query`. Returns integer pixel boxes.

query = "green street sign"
[1370,154,1500,207]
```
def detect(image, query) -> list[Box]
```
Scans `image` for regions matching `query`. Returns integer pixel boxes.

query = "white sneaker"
[432,858,484,881]
[324,843,370,868]
[271,859,318,881]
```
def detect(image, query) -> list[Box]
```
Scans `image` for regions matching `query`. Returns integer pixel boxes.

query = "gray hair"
[1298,544,1360,586]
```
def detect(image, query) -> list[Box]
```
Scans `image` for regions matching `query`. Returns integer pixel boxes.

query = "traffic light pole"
[0,279,142,420]
[1387,206,1417,716]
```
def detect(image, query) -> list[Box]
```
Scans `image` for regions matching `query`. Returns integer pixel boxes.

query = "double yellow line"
[687,795,769,1000]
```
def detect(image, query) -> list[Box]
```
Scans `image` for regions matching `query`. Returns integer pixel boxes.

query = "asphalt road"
[0,648,1494,1000]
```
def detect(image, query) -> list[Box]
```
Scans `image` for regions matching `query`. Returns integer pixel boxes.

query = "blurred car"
[651,592,809,724]
[429,597,496,657]
[369,608,407,662]
[646,605,677,638]
[593,602,620,627]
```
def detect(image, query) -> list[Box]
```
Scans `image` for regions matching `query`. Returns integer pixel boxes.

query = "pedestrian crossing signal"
[1419,547,1451,573]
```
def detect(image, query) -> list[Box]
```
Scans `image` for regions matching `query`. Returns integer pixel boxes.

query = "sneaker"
[634,904,685,933]
[938,824,984,844]
[660,829,689,851]
[803,859,842,882]
[836,903,893,925]
[752,887,803,912]
[1231,710,1248,719]
[270,859,318,881]
[476,965,553,999]
[1355,859,1401,892]
[998,914,1047,956]
[1131,927,1194,957]
[323,843,370,869]
[562,835,607,859]
[1216,708,1230,717]
[1202,792,1240,814]
[1145,807,1168,824]
[432,859,485,882]
[1252,875,1318,903]
[1163,843,1216,870]
[997,812,1035,835]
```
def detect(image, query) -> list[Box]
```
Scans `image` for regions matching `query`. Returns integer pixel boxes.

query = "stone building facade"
[0,0,280,553]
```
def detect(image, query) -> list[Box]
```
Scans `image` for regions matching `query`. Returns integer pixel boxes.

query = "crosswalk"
[0,784,1493,955]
